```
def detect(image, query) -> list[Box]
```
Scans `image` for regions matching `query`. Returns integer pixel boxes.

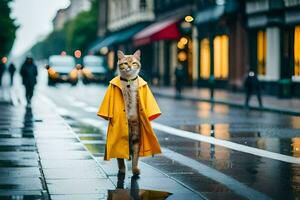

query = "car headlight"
[69,69,78,80]
[47,67,59,79]
[82,68,94,79]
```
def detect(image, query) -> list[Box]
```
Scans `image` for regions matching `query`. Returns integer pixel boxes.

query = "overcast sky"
[10,0,70,57]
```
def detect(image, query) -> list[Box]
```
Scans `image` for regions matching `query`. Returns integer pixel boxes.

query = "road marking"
[162,148,272,200]
[9,88,19,106]
[81,140,106,144]
[152,122,300,164]
[77,134,102,137]
[84,106,98,113]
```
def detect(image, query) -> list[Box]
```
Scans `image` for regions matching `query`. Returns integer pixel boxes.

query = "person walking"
[20,57,38,105]
[0,60,6,87]
[8,62,16,86]
[244,70,263,108]
[175,64,184,99]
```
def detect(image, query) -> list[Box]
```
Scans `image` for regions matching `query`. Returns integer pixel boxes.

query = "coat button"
[123,109,125,112]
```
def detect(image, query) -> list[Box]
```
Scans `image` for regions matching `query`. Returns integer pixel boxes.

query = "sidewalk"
[0,87,203,200]
[152,87,300,115]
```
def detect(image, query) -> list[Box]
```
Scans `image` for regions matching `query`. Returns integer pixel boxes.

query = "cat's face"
[117,50,141,79]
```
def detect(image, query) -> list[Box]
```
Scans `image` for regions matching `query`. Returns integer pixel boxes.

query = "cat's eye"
[119,63,128,70]
[132,62,139,67]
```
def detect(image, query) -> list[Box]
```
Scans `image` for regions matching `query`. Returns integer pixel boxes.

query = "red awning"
[133,18,180,46]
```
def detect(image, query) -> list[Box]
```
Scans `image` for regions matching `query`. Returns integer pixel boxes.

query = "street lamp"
[74,50,81,59]
[1,57,7,64]
[184,15,194,23]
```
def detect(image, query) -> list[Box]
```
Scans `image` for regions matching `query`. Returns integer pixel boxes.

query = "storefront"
[133,17,182,85]
[195,1,241,89]
[245,0,300,97]
[284,4,300,97]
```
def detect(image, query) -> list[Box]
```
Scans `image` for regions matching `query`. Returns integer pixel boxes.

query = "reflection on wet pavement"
[108,174,172,200]
[65,118,106,156]
[179,123,300,157]
[0,105,44,199]
[153,130,300,200]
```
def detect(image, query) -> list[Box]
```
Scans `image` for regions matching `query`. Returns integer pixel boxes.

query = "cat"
[117,50,141,176]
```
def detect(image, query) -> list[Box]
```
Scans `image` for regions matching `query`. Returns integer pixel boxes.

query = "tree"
[0,0,18,56]
[30,0,99,59]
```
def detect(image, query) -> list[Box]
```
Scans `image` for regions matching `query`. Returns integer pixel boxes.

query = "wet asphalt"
[40,82,300,200]
[1,71,300,199]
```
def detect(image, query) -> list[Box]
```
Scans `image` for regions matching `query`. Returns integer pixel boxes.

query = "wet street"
[1,71,300,200]
[36,74,300,199]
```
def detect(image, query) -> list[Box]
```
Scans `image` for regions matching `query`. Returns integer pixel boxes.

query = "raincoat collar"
[110,75,147,89]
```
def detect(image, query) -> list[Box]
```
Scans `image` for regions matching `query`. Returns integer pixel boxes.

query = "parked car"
[81,55,108,84]
[46,55,78,86]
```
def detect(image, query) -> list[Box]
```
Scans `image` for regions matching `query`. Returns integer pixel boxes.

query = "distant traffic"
[45,53,108,86]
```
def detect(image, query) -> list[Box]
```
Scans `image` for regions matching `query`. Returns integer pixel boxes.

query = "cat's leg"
[117,158,126,174]
[130,121,140,176]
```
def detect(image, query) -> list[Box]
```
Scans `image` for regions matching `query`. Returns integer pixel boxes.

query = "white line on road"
[162,148,272,200]
[152,122,300,164]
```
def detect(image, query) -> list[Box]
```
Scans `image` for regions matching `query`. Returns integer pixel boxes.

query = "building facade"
[89,0,300,97]
[246,0,300,97]
[53,0,91,31]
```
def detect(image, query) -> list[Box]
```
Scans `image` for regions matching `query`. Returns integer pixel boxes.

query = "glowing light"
[177,37,188,49]
[200,38,210,79]
[60,51,67,56]
[216,0,225,5]
[100,47,108,55]
[1,57,7,64]
[178,51,187,62]
[180,37,188,45]
[74,50,82,58]
[184,15,194,23]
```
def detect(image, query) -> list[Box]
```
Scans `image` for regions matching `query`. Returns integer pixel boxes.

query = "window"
[294,26,300,76]
[214,35,229,79]
[257,30,267,75]
[140,0,147,10]
[200,38,210,79]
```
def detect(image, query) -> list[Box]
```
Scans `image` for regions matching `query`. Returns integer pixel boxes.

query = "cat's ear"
[133,49,141,60]
[117,50,125,60]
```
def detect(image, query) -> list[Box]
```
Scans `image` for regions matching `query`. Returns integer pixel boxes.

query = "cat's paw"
[132,167,140,177]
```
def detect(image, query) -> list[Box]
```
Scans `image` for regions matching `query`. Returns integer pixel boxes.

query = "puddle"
[63,116,106,156]
[108,175,172,200]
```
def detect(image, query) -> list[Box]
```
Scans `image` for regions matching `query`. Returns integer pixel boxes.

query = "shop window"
[200,38,210,79]
[214,35,229,79]
[257,30,266,75]
[294,26,300,76]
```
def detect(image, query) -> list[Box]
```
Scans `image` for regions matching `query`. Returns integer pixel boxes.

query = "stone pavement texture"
[0,87,204,200]
[152,87,300,115]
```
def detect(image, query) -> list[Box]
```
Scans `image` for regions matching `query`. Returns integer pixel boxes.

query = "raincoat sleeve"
[145,85,161,121]
[97,84,114,120]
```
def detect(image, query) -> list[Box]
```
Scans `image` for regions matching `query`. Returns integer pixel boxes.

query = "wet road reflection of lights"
[107,174,172,200]
[179,122,300,157]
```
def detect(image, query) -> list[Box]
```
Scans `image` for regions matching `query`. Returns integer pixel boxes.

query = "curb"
[153,92,300,116]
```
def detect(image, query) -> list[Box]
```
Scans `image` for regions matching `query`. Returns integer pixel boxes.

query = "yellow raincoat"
[97,76,162,160]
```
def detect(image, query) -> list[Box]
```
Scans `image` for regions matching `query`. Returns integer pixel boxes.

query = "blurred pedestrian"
[244,70,263,108]
[20,57,38,105]
[175,63,184,98]
[0,60,6,87]
[8,62,16,86]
